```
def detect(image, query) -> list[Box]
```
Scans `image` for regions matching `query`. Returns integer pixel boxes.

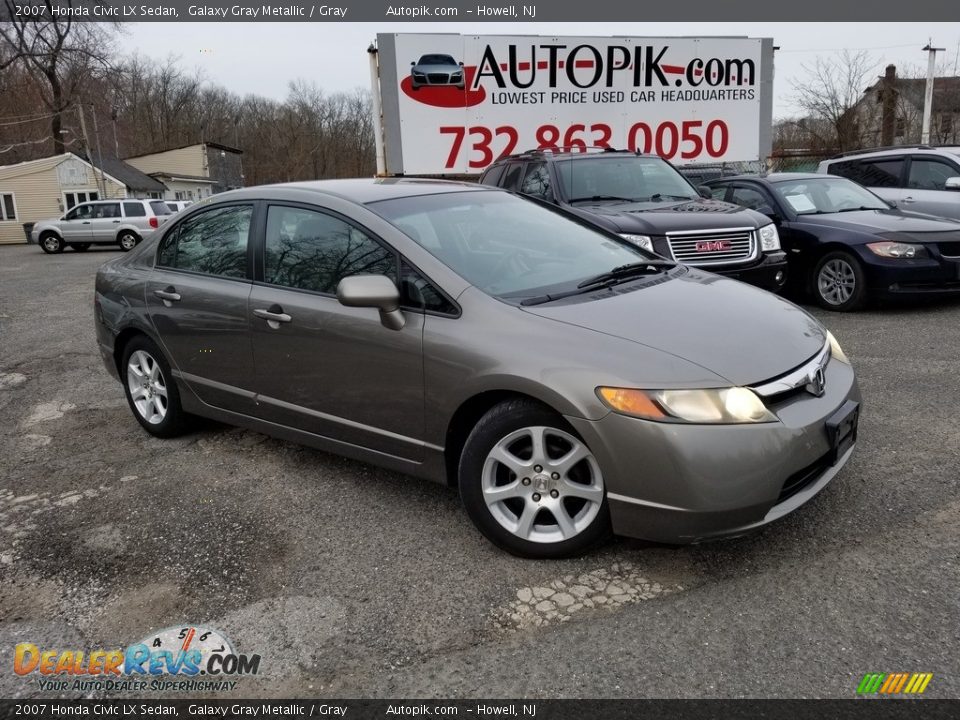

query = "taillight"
[149,217,159,229]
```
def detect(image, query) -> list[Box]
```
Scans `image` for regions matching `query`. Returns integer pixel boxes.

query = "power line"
[777,43,924,53]
[0,136,78,154]
[0,111,64,128]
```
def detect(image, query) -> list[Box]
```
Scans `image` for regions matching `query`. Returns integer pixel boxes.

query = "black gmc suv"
[479,149,787,292]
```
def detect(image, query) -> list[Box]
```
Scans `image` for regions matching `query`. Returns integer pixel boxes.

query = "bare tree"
[0,0,119,154]
[791,50,876,152]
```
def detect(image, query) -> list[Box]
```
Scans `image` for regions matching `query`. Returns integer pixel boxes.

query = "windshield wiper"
[649,193,695,201]
[835,206,884,213]
[519,262,672,306]
[567,194,635,203]
[576,261,672,288]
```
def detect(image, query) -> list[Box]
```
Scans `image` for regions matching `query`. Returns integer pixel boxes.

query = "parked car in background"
[410,53,465,89]
[95,179,859,558]
[818,146,960,220]
[480,149,788,292]
[705,173,960,311]
[32,199,173,254]
[165,200,193,213]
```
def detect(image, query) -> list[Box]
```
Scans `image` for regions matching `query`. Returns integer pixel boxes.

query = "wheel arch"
[112,326,160,378]
[442,389,563,487]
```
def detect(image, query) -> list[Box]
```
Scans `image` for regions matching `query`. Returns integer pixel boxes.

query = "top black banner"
[1,0,958,22]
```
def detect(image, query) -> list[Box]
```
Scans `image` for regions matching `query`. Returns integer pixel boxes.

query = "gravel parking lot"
[1,243,958,699]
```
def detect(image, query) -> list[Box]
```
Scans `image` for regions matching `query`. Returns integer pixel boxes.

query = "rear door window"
[519,162,552,200]
[830,158,904,188]
[500,163,524,191]
[730,186,774,213]
[157,205,253,279]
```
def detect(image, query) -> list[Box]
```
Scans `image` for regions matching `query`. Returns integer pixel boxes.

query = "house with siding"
[0,153,164,245]
[123,142,244,202]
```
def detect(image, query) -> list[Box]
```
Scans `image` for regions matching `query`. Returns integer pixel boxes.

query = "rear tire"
[121,335,192,438]
[459,399,611,558]
[118,231,140,252]
[39,232,64,254]
[73,243,91,252]
[813,250,866,312]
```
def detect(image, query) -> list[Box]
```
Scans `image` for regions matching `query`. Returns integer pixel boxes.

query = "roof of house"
[92,156,167,193]
[0,152,126,188]
[864,76,960,112]
[123,141,242,161]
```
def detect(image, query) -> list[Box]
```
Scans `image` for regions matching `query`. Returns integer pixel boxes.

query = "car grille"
[428,73,449,83]
[665,228,756,265]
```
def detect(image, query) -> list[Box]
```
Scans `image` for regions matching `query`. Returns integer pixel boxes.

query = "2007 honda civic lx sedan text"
[94,179,861,558]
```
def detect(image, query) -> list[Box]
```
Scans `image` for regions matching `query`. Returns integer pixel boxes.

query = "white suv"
[817,146,960,220]
[32,199,174,254]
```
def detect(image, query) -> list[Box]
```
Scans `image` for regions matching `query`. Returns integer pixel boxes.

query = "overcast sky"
[124,22,960,118]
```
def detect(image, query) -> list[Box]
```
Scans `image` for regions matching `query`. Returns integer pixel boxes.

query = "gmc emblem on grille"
[695,240,732,252]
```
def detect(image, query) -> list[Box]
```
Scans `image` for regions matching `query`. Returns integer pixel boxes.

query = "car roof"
[492,149,661,164]
[215,178,489,205]
[825,146,960,162]
[705,172,833,184]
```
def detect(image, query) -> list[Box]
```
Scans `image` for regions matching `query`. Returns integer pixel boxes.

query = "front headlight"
[619,234,654,252]
[597,386,776,424]
[758,223,781,252]
[827,330,850,365]
[866,241,928,258]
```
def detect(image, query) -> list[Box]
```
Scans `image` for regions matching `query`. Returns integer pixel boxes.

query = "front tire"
[118,231,140,252]
[813,250,866,312]
[39,232,64,254]
[459,400,611,558]
[121,336,192,438]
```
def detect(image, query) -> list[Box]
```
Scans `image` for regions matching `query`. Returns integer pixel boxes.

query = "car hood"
[568,198,768,234]
[795,208,960,236]
[522,269,826,386]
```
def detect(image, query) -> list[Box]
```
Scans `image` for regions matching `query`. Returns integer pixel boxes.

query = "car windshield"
[369,190,655,301]
[418,54,455,65]
[554,156,699,203]
[772,177,889,214]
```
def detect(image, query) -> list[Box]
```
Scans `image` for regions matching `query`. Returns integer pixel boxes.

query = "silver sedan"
[94,180,861,557]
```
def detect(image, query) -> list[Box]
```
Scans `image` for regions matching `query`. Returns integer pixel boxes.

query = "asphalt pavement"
[0,243,957,699]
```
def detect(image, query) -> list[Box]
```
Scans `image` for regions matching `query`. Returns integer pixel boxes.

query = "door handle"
[902,196,916,203]
[153,287,181,307]
[112,219,121,223]
[82,221,91,224]
[253,306,292,329]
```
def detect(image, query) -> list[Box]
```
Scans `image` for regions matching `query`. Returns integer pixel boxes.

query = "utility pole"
[90,104,108,198]
[921,41,945,145]
[76,104,99,196]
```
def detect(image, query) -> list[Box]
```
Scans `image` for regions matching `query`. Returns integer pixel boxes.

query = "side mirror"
[336,275,405,331]
[945,177,960,191]
[410,61,415,66]
[459,61,464,66]
[698,185,712,199]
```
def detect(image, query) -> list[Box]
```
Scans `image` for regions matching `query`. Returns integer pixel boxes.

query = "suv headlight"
[866,241,928,259]
[597,386,776,424]
[758,223,781,252]
[619,234,654,252]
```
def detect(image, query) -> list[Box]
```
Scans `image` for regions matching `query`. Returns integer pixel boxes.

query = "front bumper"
[859,247,960,296]
[566,357,860,544]
[709,251,788,292]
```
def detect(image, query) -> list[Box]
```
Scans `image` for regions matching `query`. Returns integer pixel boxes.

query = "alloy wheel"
[481,426,604,544]
[126,350,168,424]
[817,258,856,306]
[119,233,138,251]
[42,236,62,253]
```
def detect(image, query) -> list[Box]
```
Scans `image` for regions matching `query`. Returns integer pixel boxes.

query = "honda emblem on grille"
[695,240,732,252]
[806,366,826,397]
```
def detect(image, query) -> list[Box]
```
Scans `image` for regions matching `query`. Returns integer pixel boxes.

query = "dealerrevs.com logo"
[13,625,261,693]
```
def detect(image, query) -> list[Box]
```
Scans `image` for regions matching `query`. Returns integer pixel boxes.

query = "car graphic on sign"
[410,53,465,89]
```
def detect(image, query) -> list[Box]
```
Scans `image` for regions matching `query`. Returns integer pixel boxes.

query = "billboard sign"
[374,33,774,175]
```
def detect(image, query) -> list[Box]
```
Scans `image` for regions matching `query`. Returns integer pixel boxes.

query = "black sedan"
[705,173,960,311]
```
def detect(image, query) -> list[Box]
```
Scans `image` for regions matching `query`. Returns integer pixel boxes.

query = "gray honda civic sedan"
[94,179,861,558]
